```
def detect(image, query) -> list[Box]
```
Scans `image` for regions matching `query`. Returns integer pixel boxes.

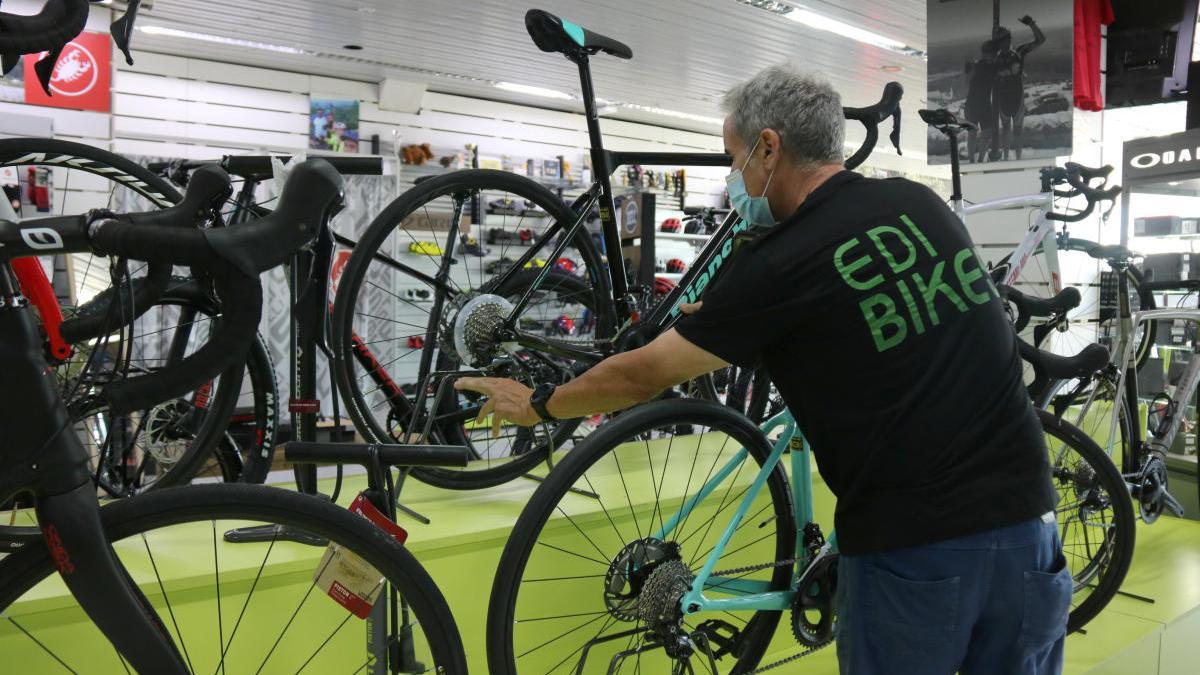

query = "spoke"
[5,617,78,673]
[213,521,226,675]
[518,609,610,623]
[294,611,356,673]
[213,532,277,673]
[253,546,339,675]
[534,540,610,567]
[141,533,196,673]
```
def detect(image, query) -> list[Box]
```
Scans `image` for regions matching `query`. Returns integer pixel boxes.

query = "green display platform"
[4,444,1200,673]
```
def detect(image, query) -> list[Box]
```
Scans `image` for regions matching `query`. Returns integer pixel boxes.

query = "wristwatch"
[530,383,558,422]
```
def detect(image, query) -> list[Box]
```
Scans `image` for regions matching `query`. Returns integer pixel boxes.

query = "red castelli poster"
[23,31,111,113]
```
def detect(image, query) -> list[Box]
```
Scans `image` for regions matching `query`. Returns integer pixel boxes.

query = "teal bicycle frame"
[650,406,835,615]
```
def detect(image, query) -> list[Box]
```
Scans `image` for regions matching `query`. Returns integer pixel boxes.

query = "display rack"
[1122,128,1200,482]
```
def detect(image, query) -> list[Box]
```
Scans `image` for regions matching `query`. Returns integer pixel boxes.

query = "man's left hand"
[1018,14,1035,25]
[454,377,540,437]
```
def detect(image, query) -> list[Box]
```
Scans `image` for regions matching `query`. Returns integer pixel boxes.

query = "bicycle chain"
[710,557,799,577]
[707,556,834,674]
[749,640,833,673]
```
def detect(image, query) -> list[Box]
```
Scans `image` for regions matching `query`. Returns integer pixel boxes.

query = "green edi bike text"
[834,214,996,352]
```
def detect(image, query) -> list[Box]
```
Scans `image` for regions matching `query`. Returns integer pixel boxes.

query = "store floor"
[4,448,1199,673]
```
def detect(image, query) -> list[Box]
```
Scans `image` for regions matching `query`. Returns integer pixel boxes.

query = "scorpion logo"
[46,43,98,96]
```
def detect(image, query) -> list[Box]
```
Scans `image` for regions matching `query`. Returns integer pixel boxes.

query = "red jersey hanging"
[1074,0,1115,111]
[24,31,111,113]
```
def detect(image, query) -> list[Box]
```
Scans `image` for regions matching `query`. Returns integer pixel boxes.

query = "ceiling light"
[343,44,363,50]
[493,81,576,100]
[880,65,904,73]
[735,0,925,59]
[137,25,311,55]
[618,103,723,126]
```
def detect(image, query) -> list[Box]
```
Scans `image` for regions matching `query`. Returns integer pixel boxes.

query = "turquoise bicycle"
[487,398,1133,674]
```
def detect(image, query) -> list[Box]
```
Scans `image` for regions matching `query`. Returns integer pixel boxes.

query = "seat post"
[573,52,629,301]
[947,129,963,203]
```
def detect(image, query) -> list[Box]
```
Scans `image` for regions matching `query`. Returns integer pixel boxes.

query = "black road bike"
[0,155,467,672]
[330,8,905,490]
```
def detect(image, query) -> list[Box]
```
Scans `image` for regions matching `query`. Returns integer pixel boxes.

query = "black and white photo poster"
[927,0,1074,164]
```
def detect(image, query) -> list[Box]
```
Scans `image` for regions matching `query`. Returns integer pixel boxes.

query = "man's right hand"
[680,301,703,315]
[1018,15,1035,25]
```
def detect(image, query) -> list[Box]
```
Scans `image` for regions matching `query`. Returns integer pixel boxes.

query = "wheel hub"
[144,399,195,465]
[604,538,682,623]
[451,294,515,368]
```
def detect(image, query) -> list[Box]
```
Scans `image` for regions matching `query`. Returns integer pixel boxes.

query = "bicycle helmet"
[654,276,677,296]
[666,258,687,274]
[552,315,576,336]
[660,218,682,233]
[555,257,578,273]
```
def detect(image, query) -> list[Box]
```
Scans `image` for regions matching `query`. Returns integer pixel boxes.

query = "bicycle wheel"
[487,399,797,674]
[995,244,1153,372]
[1038,409,1136,632]
[64,277,278,495]
[0,142,261,495]
[333,169,616,489]
[0,484,466,673]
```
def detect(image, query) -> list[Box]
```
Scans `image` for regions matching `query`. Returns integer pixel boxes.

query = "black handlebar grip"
[843,82,904,170]
[0,0,88,58]
[204,158,344,277]
[1064,162,1113,182]
[60,166,232,343]
[223,154,382,180]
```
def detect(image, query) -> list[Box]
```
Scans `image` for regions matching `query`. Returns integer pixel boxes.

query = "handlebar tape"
[87,220,258,414]
[86,159,342,414]
[59,165,233,344]
[843,82,904,170]
[0,0,89,93]
[222,154,382,180]
[203,158,344,277]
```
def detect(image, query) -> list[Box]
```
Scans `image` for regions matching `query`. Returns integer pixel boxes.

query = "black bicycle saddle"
[918,108,977,132]
[525,9,633,59]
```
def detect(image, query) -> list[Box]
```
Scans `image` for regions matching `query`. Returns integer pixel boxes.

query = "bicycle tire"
[0,142,255,494]
[0,484,467,674]
[333,169,616,489]
[75,277,278,492]
[487,399,796,674]
[1038,409,1136,632]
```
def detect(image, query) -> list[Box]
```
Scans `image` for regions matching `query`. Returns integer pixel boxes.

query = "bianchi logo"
[0,153,172,206]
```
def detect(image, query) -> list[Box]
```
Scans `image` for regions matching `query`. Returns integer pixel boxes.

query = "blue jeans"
[835,513,1071,675]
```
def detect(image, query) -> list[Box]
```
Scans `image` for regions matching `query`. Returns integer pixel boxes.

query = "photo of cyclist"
[926,0,1072,165]
[992,15,1046,160]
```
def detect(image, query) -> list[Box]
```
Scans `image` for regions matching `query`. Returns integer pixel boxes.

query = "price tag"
[314,493,409,619]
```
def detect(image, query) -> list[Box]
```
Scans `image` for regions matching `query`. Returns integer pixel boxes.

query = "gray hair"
[721,64,844,166]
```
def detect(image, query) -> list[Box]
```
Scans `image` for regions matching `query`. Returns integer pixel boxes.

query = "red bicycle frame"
[11,257,72,362]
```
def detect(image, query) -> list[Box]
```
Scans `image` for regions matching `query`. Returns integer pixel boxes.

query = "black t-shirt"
[675,171,1055,555]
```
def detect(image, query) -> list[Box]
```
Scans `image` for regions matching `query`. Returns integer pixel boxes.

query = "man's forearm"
[545,350,667,419]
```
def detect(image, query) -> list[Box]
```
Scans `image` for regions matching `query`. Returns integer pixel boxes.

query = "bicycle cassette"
[451,294,517,367]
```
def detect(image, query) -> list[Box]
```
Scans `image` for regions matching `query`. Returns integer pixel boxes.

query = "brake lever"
[110,0,143,66]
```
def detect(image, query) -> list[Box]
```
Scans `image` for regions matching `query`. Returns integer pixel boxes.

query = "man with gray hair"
[458,64,1065,674]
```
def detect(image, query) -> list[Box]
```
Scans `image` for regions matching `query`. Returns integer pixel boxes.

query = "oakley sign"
[1125,127,1200,181]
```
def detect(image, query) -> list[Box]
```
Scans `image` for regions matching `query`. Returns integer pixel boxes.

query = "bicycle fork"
[0,292,188,672]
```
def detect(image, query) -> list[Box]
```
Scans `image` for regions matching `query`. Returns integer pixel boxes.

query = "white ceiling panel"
[123,0,928,155]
